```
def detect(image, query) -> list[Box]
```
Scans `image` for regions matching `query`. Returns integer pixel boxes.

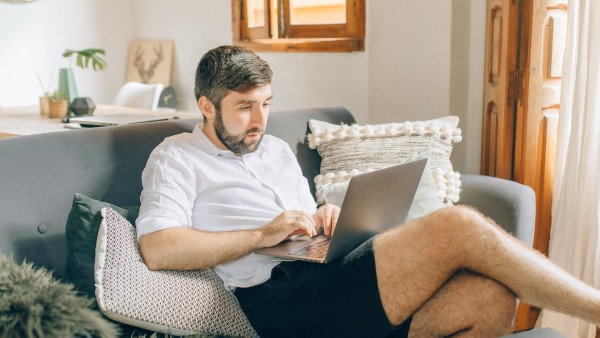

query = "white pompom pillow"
[307,116,462,205]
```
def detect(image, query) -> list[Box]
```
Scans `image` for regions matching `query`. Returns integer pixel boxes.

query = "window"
[232,0,365,52]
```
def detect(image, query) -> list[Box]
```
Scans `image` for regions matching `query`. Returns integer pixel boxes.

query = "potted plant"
[48,90,69,119]
[58,48,107,104]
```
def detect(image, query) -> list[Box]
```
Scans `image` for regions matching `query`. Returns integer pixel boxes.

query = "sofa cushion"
[317,150,447,223]
[94,208,258,337]
[307,116,463,204]
[64,193,139,299]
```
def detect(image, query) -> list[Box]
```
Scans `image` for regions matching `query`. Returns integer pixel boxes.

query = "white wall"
[368,1,452,123]
[130,0,232,113]
[366,0,485,173]
[262,53,369,123]
[0,0,486,173]
[449,1,487,174]
[0,0,133,106]
[129,0,369,122]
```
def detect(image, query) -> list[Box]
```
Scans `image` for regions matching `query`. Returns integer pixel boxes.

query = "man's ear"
[199,97,216,120]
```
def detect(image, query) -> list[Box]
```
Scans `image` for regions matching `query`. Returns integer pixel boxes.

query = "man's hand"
[257,205,340,248]
[314,204,340,236]
[259,210,318,248]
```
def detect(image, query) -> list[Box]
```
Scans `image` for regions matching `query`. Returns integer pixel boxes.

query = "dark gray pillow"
[64,193,139,298]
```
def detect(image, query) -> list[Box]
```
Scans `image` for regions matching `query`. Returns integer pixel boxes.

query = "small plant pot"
[48,99,69,118]
[39,96,50,116]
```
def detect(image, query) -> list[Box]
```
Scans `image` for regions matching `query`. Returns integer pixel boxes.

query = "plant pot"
[39,96,50,116]
[48,99,69,119]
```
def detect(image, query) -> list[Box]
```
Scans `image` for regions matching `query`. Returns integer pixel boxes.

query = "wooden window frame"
[232,0,365,53]
[241,0,271,40]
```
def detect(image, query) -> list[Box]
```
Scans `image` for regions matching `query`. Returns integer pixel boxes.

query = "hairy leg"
[374,205,600,330]
[408,270,516,337]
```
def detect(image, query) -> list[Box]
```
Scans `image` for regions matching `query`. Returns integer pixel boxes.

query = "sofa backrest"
[265,107,356,195]
[0,107,354,278]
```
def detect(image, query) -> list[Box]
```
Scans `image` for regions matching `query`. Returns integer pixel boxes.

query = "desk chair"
[113,82,164,111]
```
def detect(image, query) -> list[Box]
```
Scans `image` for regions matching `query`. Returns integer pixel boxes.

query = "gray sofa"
[0,106,536,333]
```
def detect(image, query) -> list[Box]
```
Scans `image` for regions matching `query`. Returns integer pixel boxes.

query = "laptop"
[68,113,171,127]
[255,158,427,263]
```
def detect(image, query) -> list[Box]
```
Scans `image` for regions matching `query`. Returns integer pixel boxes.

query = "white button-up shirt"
[136,125,317,289]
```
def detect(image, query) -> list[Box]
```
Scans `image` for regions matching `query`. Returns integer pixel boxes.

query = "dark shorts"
[235,238,412,338]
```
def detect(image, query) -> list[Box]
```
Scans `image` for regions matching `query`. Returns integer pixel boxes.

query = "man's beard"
[214,109,264,155]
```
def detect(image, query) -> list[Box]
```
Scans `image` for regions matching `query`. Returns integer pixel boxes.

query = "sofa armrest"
[458,174,536,246]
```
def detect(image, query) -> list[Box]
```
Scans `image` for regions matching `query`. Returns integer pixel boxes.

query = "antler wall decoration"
[125,40,173,86]
[133,44,164,83]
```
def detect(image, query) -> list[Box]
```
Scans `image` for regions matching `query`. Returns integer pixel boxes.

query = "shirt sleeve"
[298,175,317,215]
[135,146,197,242]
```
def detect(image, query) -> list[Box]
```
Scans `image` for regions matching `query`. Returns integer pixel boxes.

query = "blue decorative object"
[58,68,78,104]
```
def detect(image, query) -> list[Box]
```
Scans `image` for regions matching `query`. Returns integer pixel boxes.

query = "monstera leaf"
[63,48,107,71]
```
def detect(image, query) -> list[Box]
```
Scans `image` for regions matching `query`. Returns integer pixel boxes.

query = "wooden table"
[0,105,200,138]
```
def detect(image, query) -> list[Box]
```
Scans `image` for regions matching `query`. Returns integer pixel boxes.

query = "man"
[137,45,600,337]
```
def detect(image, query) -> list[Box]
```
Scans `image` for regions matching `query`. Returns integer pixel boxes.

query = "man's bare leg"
[374,206,600,331]
[408,270,517,337]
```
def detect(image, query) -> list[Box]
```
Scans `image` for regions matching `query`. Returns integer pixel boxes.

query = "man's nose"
[251,106,267,126]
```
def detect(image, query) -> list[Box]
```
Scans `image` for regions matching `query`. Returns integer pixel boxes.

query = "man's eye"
[241,106,251,110]
[263,103,270,108]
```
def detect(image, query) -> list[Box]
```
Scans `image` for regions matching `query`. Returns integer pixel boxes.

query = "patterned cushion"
[307,116,463,204]
[94,208,258,337]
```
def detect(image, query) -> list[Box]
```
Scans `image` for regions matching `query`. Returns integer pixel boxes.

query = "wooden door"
[514,0,567,329]
[516,0,567,256]
[482,0,568,331]
[481,0,519,179]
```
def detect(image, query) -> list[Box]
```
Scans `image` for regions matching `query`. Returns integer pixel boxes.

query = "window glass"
[289,0,346,25]
[247,0,266,28]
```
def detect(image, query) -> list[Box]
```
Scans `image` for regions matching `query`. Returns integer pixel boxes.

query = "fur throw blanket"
[0,255,119,338]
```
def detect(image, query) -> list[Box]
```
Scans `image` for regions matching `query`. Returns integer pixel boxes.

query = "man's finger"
[323,206,333,236]
[331,207,340,235]
[297,213,316,237]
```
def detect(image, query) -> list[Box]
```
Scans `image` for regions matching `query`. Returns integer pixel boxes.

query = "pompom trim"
[307,122,462,149]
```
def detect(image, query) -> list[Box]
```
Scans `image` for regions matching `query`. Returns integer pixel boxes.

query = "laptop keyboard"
[288,238,332,259]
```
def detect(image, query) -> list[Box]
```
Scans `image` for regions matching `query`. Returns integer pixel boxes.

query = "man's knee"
[399,205,490,249]
[425,206,507,249]
[432,205,488,232]
[376,206,491,272]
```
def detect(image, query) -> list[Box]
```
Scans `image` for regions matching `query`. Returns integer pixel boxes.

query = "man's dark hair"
[194,45,273,111]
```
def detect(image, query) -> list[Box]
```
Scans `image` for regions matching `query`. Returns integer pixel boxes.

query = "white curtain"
[535,0,600,337]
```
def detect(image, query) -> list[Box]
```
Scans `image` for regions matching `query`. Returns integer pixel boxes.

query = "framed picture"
[125,40,174,86]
